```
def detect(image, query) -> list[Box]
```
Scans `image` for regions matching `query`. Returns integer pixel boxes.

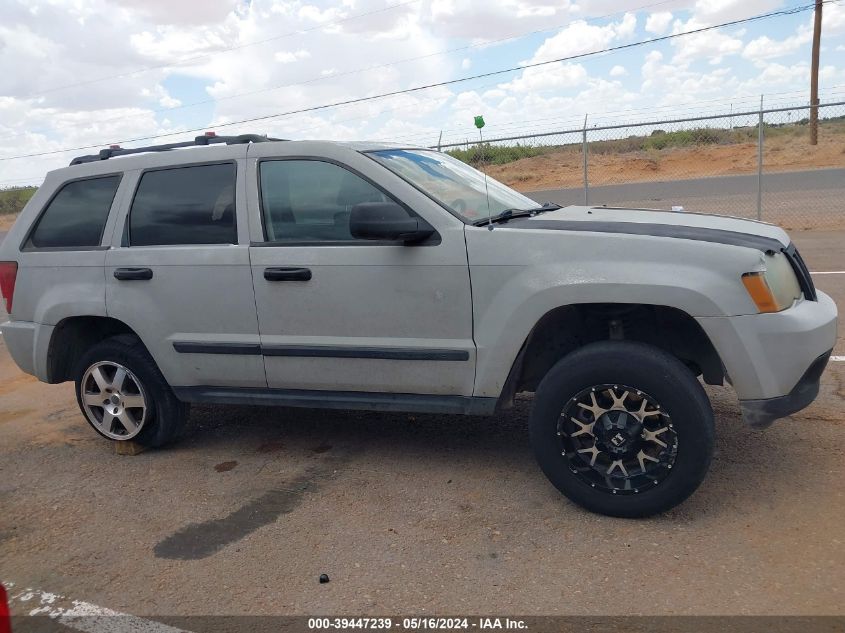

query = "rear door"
[246,143,475,397]
[105,149,266,389]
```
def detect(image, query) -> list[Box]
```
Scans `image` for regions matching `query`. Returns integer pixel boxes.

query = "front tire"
[74,335,188,448]
[529,341,714,517]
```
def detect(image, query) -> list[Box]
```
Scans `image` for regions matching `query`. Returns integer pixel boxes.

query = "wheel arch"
[46,315,143,383]
[496,303,723,411]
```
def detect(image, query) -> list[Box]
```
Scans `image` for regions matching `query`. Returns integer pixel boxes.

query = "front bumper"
[739,351,831,428]
[696,290,837,425]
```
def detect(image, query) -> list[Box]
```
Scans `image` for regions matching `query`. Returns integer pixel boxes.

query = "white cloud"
[736,62,842,94]
[743,23,812,62]
[461,57,472,70]
[274,49,311,63]
[823,1,845,35]
[686,0,782,27]
[498,62,588,92]
[671,27,744,65]
[524,12,636,65]
[645,11,672,34]
[609,64,627,77]
[110,0,242,26]
[298,5,344,23]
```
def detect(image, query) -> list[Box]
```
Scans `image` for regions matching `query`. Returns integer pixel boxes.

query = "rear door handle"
[114,267,153,281]
[264,267,312,281]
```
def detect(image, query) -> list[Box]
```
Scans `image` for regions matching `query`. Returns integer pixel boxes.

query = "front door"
[106,157,266,389]
[247,151,475,396]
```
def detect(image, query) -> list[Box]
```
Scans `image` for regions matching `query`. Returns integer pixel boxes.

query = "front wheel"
[529,341,714,517]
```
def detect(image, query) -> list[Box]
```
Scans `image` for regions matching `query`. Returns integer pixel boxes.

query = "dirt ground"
[0,214,17,232]
[489,127,845,190]
[0,231,843,623]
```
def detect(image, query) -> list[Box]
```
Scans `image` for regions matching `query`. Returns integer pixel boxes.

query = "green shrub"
[0,186,37,216]
[447,143,548,166]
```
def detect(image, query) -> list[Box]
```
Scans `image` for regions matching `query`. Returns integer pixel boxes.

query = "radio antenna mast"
[474,115,492,229]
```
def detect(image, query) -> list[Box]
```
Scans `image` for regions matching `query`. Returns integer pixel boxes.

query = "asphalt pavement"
[525,167,845,206]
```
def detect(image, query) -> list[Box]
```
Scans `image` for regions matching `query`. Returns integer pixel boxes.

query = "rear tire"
[529,340,714,517]
[74,335,188,448]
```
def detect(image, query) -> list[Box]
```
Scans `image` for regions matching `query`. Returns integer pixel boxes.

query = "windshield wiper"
[472,202,561,226]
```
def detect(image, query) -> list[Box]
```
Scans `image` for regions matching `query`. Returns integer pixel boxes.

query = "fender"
[465,225,769,399]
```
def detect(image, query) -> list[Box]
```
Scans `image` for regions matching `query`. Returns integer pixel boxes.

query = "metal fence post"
[582,113,589,206]
[757,95,763,221]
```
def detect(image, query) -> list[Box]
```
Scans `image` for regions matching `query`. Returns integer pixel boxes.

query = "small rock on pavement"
[319,574,330,584]
[115,441,147,456]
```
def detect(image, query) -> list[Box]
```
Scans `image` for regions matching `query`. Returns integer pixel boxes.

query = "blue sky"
[0,0,843,184]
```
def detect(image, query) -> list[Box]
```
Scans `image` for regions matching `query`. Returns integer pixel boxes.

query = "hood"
[504,205,790,253]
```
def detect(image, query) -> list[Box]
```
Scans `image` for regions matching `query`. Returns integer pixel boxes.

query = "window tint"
[259,160,396,242]
[27,175,120,248]
[129,163,236,246]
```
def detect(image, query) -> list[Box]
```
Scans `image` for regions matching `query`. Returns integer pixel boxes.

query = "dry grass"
[483,122,845,191]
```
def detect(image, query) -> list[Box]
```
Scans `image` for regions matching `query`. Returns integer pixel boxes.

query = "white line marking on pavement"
[831,356,845,362]
[3,582,191,633]
[811,271,845,275]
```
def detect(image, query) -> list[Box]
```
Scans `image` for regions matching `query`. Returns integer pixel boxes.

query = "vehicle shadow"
[166,383,823,522]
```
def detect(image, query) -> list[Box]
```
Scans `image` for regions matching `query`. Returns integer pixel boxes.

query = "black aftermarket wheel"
[529,341,714,517]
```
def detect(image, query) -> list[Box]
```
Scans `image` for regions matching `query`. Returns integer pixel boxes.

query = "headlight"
[741,252,802,313]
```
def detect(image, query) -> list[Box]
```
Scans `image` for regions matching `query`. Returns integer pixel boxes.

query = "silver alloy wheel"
[80,361,148,440]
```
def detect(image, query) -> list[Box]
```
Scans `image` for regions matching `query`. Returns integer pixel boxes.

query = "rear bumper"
[0,320,53,382]
[739,351,831,428]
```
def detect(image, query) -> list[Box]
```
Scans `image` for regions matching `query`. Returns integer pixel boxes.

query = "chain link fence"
[437,101,845,230]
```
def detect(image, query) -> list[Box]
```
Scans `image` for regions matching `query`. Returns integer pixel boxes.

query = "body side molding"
[172,342,262,355]
[173,386,496,415]
[173,342,470,361]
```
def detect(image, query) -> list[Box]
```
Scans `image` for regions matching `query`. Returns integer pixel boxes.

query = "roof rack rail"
[69,133,285,166]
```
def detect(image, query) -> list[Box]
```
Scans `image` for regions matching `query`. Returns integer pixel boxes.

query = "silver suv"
[0,133,837,517]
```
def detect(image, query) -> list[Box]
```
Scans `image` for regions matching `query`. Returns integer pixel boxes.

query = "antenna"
[474,115,492,229]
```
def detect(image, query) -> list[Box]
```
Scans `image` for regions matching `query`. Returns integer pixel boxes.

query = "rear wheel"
[75,335,188,447]
[529,341,714,517]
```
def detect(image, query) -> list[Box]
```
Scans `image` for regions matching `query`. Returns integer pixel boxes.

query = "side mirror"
[349,202,435,243]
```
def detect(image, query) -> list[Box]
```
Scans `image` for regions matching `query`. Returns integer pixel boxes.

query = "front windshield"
[369,149,539,223]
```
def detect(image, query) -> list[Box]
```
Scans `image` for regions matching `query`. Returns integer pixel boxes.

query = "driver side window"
[259,160,399,243]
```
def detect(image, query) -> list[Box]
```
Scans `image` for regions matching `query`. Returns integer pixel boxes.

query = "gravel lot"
[0,230,843,621]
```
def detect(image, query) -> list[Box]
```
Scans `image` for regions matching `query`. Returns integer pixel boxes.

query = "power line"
[4,0,678,143]
[398,92,845,147]
[431,85,845,143]
[0,2,824,163]
[5,93,844,184]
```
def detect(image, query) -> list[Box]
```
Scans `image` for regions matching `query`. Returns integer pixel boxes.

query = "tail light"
[0,262,17,315]
[0,583,10,633]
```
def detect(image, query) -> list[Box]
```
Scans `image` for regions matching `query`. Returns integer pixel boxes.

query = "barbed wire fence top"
[435,101,845,230]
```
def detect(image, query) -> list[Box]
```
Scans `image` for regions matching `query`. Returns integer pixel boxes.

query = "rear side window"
[129,163,237,246]
[26,175,121,249]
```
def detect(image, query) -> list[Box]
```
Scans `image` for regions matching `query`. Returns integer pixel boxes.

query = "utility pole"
[810,0,823,145]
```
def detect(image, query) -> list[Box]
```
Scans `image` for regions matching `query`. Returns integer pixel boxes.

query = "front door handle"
[264,267,312,282]
[114,267,153,281]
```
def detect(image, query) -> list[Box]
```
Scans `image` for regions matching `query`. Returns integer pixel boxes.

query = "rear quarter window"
[25,175,121,249]
[128,163,237,246]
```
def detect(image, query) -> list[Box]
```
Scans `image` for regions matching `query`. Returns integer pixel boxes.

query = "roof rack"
[69,133,285,166]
